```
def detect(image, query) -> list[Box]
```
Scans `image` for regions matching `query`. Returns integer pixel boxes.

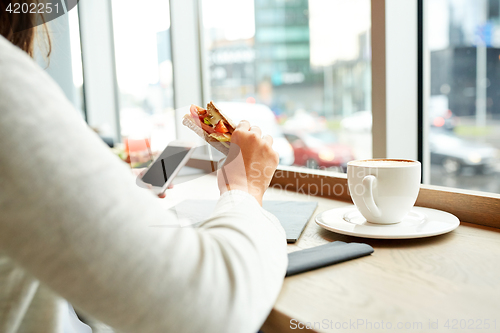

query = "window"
[68,9,85,118]
[36,8,85,119]
[71,0,498,195]
[201,0,371,171]
[67,0,497,225]
[111,0,175,163]
[426,0,500,193]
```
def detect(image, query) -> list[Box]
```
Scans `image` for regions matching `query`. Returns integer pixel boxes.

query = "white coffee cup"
[347,159,421,224]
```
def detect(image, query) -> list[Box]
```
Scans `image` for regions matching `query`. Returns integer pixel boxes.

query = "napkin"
[167,200,318,243]
[286,241,374,277]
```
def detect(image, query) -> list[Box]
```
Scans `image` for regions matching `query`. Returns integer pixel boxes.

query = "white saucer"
[316,205,460,239]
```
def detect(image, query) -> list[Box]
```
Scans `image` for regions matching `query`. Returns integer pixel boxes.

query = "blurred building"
[324,30,371,118]
[253,0,324,116]
[155,29,174,111]
[429,0,500,119]
[205,0,371,119]
[208,38,256,102]
[431,46,500,117]
[253,0,371,118]
[157,30,171,65]
[254,0,314,85]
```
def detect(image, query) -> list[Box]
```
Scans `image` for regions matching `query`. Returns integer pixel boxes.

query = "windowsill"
[186,156,500,229]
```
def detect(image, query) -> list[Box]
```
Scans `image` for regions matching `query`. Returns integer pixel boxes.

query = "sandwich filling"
[188,104,233,147]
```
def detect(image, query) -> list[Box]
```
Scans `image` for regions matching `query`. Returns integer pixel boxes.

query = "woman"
[0,2,287,332]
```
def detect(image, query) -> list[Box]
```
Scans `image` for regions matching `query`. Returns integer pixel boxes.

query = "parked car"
[430,129,498,174]
[429,95,458,131]
[338,111,499,175]
[215,102,295,166]
[430,108,458,131]
[283,130,354,170]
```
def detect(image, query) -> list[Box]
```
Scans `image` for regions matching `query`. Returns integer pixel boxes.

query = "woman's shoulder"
[0,35,39,73]
[0,35,74,123]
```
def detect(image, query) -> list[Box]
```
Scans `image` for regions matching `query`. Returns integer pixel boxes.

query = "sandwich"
[182,101,236,155]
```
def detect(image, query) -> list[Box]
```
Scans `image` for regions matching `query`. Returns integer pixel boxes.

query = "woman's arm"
[0,36,287,333]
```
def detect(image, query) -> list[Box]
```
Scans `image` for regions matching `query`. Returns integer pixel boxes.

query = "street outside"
[430,165,500,193]
[334,115,500,194]
[429,116,500,193]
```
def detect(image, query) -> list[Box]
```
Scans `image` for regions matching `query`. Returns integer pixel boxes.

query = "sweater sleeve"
[0,36,287,333]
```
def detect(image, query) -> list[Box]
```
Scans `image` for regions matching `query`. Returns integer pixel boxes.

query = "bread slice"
[182,114,230,155]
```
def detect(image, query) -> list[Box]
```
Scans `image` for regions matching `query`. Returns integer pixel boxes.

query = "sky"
[201,0,255,40]
[69,0,490,95]
[111,0,171,95]
[108,0,372,94]
[309,0,370,67]
[110,0,255,95]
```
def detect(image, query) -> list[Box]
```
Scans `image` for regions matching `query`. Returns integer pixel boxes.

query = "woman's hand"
[132,168,173,198]
[217,120,279,206]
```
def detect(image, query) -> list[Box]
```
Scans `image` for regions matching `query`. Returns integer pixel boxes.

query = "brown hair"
[0,0,51,57]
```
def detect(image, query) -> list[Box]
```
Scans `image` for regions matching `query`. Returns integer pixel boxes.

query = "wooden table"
[165,173,500,333]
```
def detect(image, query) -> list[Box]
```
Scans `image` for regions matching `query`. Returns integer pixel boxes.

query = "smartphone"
[138,141,195,195]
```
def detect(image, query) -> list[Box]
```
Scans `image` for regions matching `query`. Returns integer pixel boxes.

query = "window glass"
[37,8,85,118]
[111,0,175,164]
[68,9,85,117]
[427,0,500,193]
[202,0,371,171]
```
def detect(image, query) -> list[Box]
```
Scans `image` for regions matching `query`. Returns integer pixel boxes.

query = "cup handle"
[362,175,382,217]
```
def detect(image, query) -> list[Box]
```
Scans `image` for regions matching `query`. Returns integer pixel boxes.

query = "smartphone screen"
[141,146,191,187]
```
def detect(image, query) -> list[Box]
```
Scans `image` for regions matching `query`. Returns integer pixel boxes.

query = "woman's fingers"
[249,125,262,138]
[236,120,250,131]
[217,119,278,206]
[262,134,273,146]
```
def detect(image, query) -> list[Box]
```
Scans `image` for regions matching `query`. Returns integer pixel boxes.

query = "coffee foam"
[349,159,419,167]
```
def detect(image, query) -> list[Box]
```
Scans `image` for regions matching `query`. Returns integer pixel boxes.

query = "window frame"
[178,0,420,161]
[184,0,500,227]
[75,0,499,226]
[186,158,500,228]
[371,0,419,160]
[78,0,121,143]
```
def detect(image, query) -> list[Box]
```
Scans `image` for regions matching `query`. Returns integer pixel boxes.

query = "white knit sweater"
[0,36,287,333]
